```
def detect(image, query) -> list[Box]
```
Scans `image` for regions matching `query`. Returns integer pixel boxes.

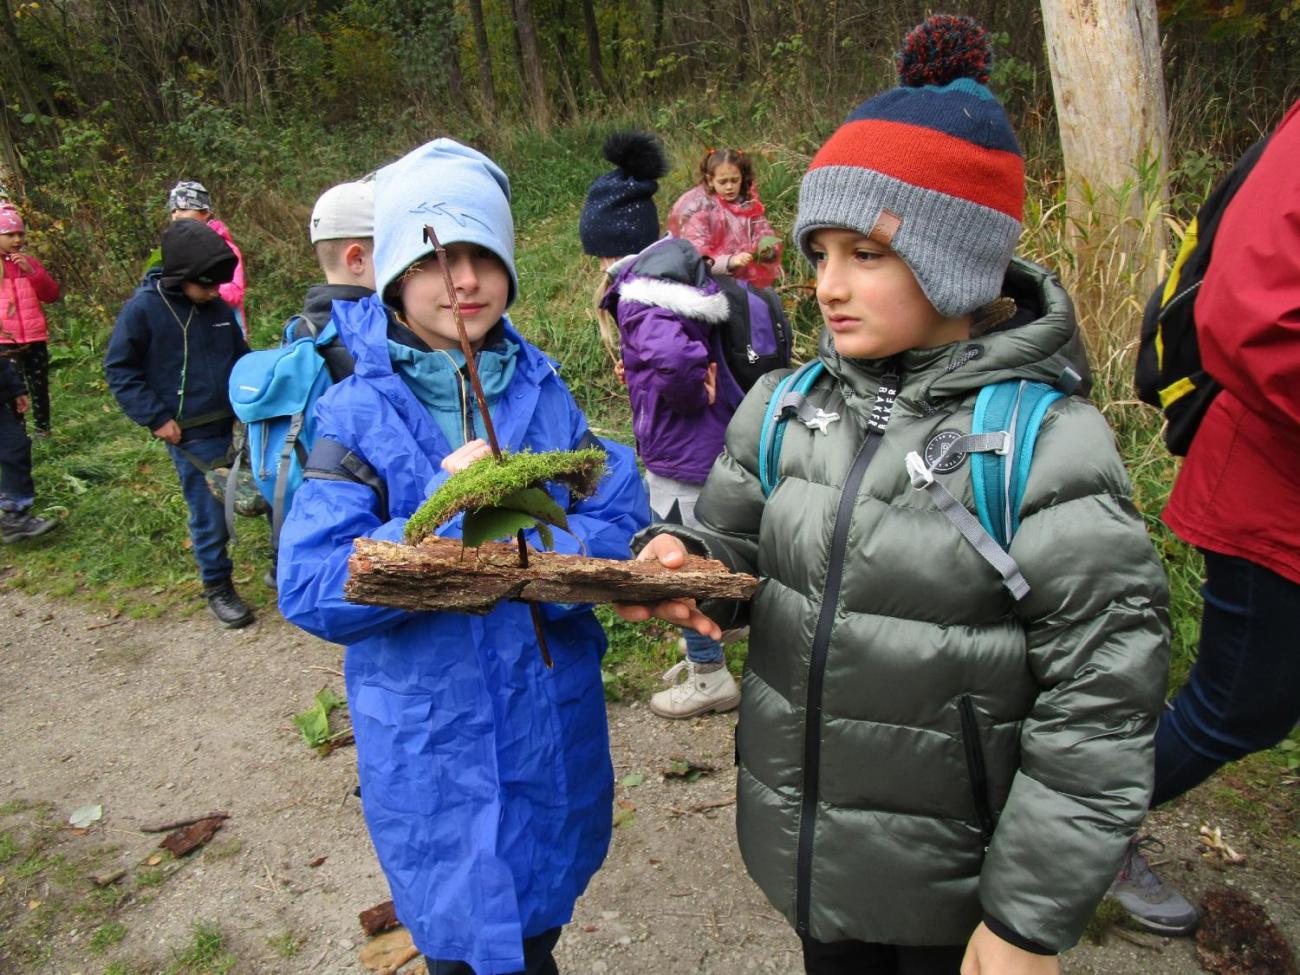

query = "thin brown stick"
[423,223,501,458]
[139,811,230,834]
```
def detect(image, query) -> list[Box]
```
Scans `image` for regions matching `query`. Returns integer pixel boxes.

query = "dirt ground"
[1,587,1296,974]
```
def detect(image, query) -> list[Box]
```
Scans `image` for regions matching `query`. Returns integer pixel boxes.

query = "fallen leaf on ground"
[358,926,415,971]
[620,771,644,788]
[661,757,716,782]
[1195,887,1298,975]
[1199,823,1247,865]
[68,803,103,828]
[308,856,327,868]
[612,807,636,828]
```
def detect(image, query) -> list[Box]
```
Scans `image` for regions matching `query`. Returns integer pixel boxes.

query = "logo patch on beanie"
[923,430,967,473]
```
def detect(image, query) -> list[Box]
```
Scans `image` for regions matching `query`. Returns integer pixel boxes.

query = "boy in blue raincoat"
[277,139,649,974]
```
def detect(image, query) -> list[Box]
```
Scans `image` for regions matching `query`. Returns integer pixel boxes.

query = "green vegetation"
[406,448,607,544]
[266,929,305,960]
[89,921,127,953]
[164,922,236,975]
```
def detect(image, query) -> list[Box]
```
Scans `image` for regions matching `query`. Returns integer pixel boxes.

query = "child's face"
[181,281,221,304]
[399,242,510,352]
[172,209,211,223]
[810,228,970,360]
[708,163,744,202]
[0,231,24,255]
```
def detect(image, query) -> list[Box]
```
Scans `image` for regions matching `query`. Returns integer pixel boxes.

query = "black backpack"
[1135,136,1269,454]
[710,274,793,392]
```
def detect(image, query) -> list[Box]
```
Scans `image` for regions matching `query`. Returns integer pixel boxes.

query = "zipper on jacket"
[959,695,996,848]
[794,368,900,937]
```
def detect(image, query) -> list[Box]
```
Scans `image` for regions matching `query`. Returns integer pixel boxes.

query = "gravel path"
[1,588,1294,973]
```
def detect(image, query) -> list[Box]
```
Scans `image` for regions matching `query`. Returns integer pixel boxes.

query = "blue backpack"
[758,360,1076,600]
[228,317,345,545]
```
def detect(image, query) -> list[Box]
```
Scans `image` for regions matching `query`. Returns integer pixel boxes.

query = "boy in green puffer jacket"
[616,16,1169,975]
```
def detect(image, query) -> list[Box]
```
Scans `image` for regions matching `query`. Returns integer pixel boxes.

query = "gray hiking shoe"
[1109,836,1199,936]
[0,510,58,544]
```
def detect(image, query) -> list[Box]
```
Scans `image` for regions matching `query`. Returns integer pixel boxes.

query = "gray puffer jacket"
[645,259,1169,952]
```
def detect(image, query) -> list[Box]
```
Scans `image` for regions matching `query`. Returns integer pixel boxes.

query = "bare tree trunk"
[466,0,496,118]
[512,0,551,129]
[1041,0,1170,297]
[581,0,611,98]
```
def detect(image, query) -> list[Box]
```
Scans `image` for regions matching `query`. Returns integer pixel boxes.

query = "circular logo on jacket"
[924,430,967,473]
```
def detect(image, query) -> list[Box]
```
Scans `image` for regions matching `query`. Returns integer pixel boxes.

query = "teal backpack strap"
[971,380,1065,546]
[757,361,827,497]
[904,379,1065,601]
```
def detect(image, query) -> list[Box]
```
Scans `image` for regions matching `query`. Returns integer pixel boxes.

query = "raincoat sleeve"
[681,203,730,270]
[619,303,711,415]
[631,372,776,627]
[276,423,417,645]
[104,299,171,432]
[1194,99,1300,429]
[978,399,1170,951]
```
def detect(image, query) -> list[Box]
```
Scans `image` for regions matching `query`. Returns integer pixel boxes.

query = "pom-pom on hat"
[373,138,517,308]
[579,131,669,258]
[168,180,213,213]
[793,15,1024,318]
[0,205,24,235]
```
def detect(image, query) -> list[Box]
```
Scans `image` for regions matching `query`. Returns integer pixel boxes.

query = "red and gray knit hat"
[793,15,1023,317]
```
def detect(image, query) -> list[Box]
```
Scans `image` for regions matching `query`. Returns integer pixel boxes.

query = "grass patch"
[89,920,127,953]
[164,922,237,975]
[266,929,304,959]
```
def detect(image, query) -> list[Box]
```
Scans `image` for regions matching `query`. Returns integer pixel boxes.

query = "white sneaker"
[649,660,741,719]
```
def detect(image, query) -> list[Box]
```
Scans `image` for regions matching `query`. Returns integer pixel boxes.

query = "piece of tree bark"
[158,817,224,857]
[359,899,400,937]
[512,0,551,129]
[346,537,757,615]
[1041,0,1170,295]
[466,0,496,117]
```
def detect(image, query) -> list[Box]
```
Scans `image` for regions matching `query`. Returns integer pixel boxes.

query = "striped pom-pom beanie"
[794,15,1023,317]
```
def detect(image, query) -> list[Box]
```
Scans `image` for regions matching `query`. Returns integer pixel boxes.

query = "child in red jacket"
[0,205,60,437]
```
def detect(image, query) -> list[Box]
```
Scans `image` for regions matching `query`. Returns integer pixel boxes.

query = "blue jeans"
[0,401,34,510]
[167,435,233,585]
[1153,549,1300,807]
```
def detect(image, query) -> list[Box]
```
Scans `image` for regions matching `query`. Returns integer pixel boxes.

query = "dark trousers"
[166,434,233,585]
[801,935,966,975]
[1153,549,1300,806]
[0,400,34,508]
[10,342,49,433]
[425,927,561,975]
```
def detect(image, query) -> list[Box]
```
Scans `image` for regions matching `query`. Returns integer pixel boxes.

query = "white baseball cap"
[310,178,375,243]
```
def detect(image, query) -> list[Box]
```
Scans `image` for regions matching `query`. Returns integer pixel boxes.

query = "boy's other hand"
[14,394,29,414]
[613,534,723,639]
[730,252,754,269]
[704,362,718,405]
[442,439,493,474]
[152,419,182,444]
[960,922,1060,975]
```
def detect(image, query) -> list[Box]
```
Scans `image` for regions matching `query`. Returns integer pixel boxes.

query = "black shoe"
[1,511,58,544]
[204,580,255,629]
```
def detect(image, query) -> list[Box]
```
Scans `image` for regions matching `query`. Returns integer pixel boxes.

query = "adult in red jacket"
[1117,99,1300,935]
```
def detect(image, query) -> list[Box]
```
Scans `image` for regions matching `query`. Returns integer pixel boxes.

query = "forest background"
[1,0,1299,715]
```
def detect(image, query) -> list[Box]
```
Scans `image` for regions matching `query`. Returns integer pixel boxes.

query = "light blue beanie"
[374,138,518,308]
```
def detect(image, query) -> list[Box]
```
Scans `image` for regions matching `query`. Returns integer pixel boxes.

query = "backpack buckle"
[905,451,934,489]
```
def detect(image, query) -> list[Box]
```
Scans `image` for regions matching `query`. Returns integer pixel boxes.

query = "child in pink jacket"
[0,204,60,436]
[667,148,782,289]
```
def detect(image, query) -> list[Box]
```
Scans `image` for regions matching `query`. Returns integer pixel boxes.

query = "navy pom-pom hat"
[794,15,1024,318]
[580,131,669,258]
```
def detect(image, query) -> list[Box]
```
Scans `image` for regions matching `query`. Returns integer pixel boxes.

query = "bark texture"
[346,537,757,615]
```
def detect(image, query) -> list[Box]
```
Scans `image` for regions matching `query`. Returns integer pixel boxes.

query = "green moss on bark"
[404,448,607,544]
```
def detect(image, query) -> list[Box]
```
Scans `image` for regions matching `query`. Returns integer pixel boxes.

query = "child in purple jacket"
[581,131,745,718]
